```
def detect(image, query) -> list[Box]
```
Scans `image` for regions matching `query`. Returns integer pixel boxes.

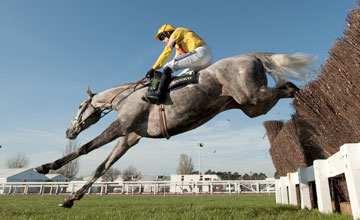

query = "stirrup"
[142,91,161,104]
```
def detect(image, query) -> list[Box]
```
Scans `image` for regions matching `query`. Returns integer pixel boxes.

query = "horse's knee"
[35,163,51,174]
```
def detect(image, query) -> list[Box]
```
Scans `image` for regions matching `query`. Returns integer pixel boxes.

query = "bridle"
[75,98,111,129]
[76,76,147,129]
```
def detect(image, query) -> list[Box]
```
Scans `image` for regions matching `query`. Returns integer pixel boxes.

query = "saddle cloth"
[149,70,198,92]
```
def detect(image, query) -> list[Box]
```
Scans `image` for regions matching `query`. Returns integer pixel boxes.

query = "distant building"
[0,168,49,183]
[170,174,221,193]
[0,168,49,194]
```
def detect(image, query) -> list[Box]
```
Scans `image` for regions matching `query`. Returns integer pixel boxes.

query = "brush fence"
[275,143,360,219]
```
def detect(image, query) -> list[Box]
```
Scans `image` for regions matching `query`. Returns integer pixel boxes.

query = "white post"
[288,172,299,206]
[100,184,104,195]
[280,176,289,204]
[340,143,360,219]
[163,183,166,196]
[275,179,282,203]
[197,143,204,174]
[298,166,314,209]
[313,159,332,214]
[24,185,28,195]
[199,147,201,175]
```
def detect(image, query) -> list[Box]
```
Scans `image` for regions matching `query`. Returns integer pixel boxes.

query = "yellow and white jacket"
[152,27,207,70]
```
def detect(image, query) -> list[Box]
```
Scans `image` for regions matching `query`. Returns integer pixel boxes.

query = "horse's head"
[66,87,102,139]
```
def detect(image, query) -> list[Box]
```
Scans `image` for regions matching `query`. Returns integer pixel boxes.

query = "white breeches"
[164,45,213,76]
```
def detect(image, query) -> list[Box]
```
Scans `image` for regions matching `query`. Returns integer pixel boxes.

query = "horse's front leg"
[59,133,141,208]
[35,120,121,174]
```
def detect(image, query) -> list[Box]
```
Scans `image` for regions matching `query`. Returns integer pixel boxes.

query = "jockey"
[145,24,213,103]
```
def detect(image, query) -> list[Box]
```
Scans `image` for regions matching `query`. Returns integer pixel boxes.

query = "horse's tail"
[253,52,317,85]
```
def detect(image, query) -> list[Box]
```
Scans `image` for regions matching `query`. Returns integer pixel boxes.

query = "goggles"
[158,32,166,41]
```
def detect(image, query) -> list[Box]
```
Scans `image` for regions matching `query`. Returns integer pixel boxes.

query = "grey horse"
[35,52,315,207]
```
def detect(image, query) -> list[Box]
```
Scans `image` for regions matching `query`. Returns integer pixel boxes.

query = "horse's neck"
[92,84,132,110]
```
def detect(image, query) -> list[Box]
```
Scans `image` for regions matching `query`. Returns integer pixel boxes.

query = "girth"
[159,104,170,139]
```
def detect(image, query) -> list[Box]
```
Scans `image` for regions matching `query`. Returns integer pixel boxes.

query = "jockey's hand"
[146,68,155,79]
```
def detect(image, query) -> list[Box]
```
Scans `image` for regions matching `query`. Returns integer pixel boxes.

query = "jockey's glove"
[146,68,155,79]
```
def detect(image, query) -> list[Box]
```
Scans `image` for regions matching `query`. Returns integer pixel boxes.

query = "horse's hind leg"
[35,120,121,174]
[243,82,299,117]
[59,132,141,208]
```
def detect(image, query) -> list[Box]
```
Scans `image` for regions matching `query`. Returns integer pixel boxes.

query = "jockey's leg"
[173,45,213,76]
[158,67,172,100]
[144,45,212,103]
[145,66,172,103]
[177,68,191,76]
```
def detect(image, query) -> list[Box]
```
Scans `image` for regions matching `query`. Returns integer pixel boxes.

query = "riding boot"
[145,67,172,104]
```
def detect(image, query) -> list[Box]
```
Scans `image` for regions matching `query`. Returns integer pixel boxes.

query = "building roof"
[0,168,29,178]
[0,168,49,182]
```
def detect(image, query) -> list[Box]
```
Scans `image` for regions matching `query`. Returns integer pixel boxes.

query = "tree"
[252,173,259,180]
[6,153,30,168]
[102,167,121,182]
[176,154,194,175]
[258,173,267,180]
[274,171,280,179]
[243,173,251,180]
[122,165,140,180]
[204,169,216,175]
[54,140,80,179]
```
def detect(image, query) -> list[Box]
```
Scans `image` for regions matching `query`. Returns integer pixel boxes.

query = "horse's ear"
[86,86,94,97]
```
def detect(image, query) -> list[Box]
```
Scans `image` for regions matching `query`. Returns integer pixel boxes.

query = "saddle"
[142,70,198,103]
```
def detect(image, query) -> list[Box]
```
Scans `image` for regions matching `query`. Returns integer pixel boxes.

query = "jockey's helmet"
[155,24,176,40]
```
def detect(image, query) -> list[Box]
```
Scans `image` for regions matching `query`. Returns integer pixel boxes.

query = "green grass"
[0,194,353,220]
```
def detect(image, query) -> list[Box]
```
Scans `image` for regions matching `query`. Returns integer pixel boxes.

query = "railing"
[275,143,360,220]
[0,180,275,196]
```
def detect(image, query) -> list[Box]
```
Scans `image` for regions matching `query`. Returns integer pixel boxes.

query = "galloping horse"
[35,52,315,207]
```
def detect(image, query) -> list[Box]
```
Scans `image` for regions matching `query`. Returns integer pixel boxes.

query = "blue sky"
[0,0,356,178]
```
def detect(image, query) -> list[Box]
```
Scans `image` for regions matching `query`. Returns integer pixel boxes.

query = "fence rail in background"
[275,143,360,220]
[0,180,275,196]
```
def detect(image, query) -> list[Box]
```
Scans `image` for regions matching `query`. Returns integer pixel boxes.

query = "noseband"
[76,98,111,129]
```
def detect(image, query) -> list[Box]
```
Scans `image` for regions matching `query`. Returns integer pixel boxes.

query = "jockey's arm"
[152,40,176,70]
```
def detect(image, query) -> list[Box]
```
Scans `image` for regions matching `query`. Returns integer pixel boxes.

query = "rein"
[99,76,147,110]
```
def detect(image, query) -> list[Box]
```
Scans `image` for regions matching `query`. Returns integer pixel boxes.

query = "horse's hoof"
[58,199,74,208]
[34,164,50,174]
[280,82,299,97]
